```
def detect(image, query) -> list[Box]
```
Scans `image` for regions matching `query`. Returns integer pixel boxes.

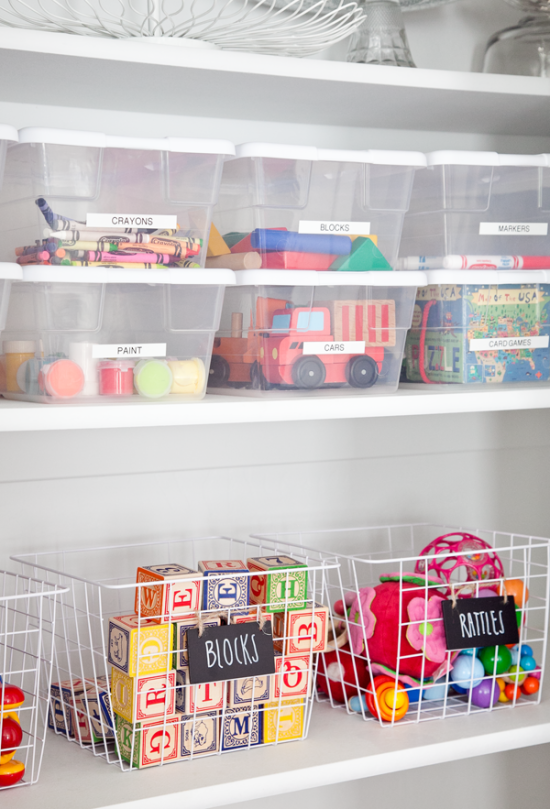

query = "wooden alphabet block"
[263,699,305,744]
[180,711,220,757]
[175,668,225,714]
[228,674,271,708]
[247,556,308,613]
[221,707,262,750]
[198,560,250,613]
[108,614,172,676]
[74,677,114,743]
[273,603,329,655]
[273,653,311,700]
[116,714,180,768]
[48,679,92,737]
[135,564,202,622]
[230,608,270,625]
[111,667,177,724]
[172,614,221,669]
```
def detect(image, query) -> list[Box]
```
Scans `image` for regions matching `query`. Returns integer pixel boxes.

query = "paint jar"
[168,358,206,395]
[98,360,135,396]
[4,340,36,392]
[39,358,85,399]
[16,358,42,394]
[69,342,98,396]
[133,359,173,399]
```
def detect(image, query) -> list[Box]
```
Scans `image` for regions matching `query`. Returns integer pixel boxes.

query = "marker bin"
[213,144,426,271]
[207,270,424,396]
[398,152,550,268]
[252,523,550,727]
[0,128,235,267]
[1,267,233,403]
[12,537,338,768]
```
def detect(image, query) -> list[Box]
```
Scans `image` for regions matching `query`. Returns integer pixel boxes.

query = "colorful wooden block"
[116,714,180,768]
[221,707,262,750]
[135,564,202,622]
[198,560,250,613]
[247,556,308,613]
[74,677,114,743]
[230,608,270,625]
[207,223,231,258]
[172,614,221,669]
[175,668,225,714]
[108,614,172,677]
[228,674,271,708]
[272,603,329,655]
[48,679,91,736]
[273,653,311,700]
[180,711,220,757]
[263,699,305,744]
[111,667,177,724]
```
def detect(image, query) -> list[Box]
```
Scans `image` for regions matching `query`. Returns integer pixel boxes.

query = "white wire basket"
[0,0,366,57]
[12,536,338,768]
[252,523,550,727]
[0,570,67,790]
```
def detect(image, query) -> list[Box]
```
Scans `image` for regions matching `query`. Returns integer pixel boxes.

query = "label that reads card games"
[92,343,167,359]
[302,341,365,355]
[187,622,275,685]
[479,222,548,236]
[86,214,178,229]
[298,220,371,235]
[441,596,519,650]
[469,336,550,352]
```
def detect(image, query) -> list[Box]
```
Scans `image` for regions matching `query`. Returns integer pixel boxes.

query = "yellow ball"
[496,677,506,693]
[383,688,408,711]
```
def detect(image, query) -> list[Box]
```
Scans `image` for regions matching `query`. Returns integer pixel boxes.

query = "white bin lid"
[426,151,550,167]
[0,125,18,143]
[234,270,426,287]
[422,269,550,285]
[21,267,235,285]
[17,128,235,156]
[235,143,426,167]
[0,263,22,280]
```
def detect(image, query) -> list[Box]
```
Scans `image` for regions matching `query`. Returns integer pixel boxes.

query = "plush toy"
[316,643,370,703]
[414,533,505,596]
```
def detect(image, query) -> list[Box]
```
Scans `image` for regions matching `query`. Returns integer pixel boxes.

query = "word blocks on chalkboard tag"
[221,707,262,750]
[111,667,177,724]
[135,564,202,623]
[198,559,250,612]
[263,699,305,744]
[180,711,220,758]
[116,714,180,768]
[247,556,308,613]
[108,615,172,677]
[273,652,312,699]
[228,674,272,708]
[172,614,222,669]
[273,603,329,655]
[175,668,226,714]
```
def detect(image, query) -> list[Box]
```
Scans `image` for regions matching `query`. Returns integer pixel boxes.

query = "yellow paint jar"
[4,341,36,393]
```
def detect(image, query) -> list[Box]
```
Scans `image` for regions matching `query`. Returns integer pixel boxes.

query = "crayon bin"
[401,270,550,384]
[0,128,235,267]
[213,143,426,271]
[252,523,550,727]
[399,152,550,264]
[207,269,425,396]
[2,267,234,403]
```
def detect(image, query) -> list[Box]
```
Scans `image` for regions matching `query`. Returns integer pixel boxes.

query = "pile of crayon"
[15,199,202,269]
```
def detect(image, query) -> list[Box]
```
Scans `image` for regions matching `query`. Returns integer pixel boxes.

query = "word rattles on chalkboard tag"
[441,595,519,650]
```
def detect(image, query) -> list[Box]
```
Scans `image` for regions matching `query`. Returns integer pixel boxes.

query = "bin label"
[298,220,371,235]
[92,343,167,358]
[469,336,549,352]
[187,621,275,685]
[86,214,178,229]
[442,596,519,650]
[479,222,548,236]
[303,341,365,355]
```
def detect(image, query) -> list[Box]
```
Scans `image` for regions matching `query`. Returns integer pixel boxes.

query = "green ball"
[479,645,513,676]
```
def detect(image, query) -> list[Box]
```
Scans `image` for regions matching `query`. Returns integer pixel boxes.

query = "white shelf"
[1,384,550,432]
[0,28,549,135]
[8,700,550,809]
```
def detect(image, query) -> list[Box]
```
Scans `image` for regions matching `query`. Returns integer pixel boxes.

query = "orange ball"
[522,676,540,696]
[505,683,522,701]
[502,579,529,608]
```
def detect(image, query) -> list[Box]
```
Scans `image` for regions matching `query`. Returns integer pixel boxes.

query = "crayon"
[15,242,44,256]
[60,261,171,268]
[57,241,120,252]
[35,197,58,227]
[17,251,51,264]
[116,242,199,259]
[65,251,174,264]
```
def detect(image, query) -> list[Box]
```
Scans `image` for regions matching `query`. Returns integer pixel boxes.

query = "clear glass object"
[484,2,550,76]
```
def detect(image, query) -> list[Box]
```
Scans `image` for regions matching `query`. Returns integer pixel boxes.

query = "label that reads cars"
[469,336,549,352]
[298,220,371,235]
[303,341,365,355]
[479,222,548,236]
[86,213,178,229]
[92,343,167,359]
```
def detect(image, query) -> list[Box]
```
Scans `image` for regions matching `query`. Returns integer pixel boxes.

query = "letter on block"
[273,653,311,699]
[135,564,202,622]
[273,603,329,655]
[74,677,114,743]
[180,711,220,757]
[221,707,262,750]
[48,679,92,737]
[108,614,172,676]
[116,714,179,768]
[111,667,176,724]
[198,560,250,612]
[172,614,221,669]
[247,556,308,613]
[228,674,271,708]
[263,699,305,744]
[175,668,225,714]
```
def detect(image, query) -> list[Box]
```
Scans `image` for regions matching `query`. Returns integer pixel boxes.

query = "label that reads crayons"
[92,343,167,359]
[479,222,548,236]
[303,341,365,355]
[86,214,178,229]
[298,220,371,235]
[469,336,549,352]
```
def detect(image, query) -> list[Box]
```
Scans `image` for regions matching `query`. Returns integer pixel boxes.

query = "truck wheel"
[292,356,326,389]
[209,355,230,386]
[347,356,378,388]
[250,361,272,390]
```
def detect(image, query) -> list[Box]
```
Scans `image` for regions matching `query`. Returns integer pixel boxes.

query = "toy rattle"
[0,684,25,788]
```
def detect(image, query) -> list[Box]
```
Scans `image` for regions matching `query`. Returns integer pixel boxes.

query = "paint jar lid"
[43,359,85,398]
[134,359,173,399]
[98,360,136,370]
[4,340,36,353]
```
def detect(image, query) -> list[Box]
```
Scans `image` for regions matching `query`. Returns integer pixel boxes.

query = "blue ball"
[450,655,484,689]
[520,644,534,658]
[404,684,421,703]
[423,676,449,701]
[458,648,479,657]
[510,648,519,666]
[520,655,537,672]
[348,695,367,714]
[451,683,469,695]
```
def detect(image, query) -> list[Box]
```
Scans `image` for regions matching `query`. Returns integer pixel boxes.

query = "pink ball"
[415,533,505,596]
[470,677,500,709]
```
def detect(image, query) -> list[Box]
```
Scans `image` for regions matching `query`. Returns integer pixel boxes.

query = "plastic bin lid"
[426,151,550,167]
[235,143,426,167]
[17,128,235,156]
[21,267,235,285]
[422,269,550,285]
[0,263,22,280]
[0,125,18,143]
[234,270,426,287]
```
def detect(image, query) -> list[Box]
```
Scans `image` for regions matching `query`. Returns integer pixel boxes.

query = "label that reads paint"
[92,343,167,359]
[86,213,178,229]
[441,596,519,650]
[303,341,365,355]
[479,222,548,236]
[298,220,371,235]
[469,335,549,352]
[187,622,276,685]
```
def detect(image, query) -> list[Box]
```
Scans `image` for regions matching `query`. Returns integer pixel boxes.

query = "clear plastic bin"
[1,267,234,403]
[213,144,426,272]
[0,124,17,189]
[398,152,550,270]
[207,269,424,396]
[0,128,235,268]
[401,270,550,384]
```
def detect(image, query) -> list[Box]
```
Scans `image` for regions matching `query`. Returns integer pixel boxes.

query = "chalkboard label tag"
[441,595,519,650]
[187,621,276,685]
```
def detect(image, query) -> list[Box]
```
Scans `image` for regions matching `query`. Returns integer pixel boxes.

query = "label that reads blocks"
[86,213,178,229]
[441,595,519,650]
[302,341,365,356]
[479,222,548,236]
[469,336,550,352]
[187,621,275,685]
[299,220,371,235]
[92,343,167,359]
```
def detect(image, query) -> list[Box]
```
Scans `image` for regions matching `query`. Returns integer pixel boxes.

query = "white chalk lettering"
[240,635,253,665]
[215,639,223,668]
[468,614,477,637]
[234,637,243,665]
[205,641,216,669]
[491,611,499,635]
[499,610,505,634]
[250,633,259,663]
[459,613,470,638]
[223,638,234,666]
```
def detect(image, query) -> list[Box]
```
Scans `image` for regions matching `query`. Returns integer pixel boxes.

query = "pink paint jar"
[98,360,135,396]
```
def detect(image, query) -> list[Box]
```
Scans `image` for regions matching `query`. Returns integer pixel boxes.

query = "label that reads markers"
[479,222,548,236]
[299,220,371,235]
[92,343,167,359]
[303,341,365,355]
[470,335,549,352]
[187,622,276,685]
[441,596,519,650]
[86,213,178,229]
